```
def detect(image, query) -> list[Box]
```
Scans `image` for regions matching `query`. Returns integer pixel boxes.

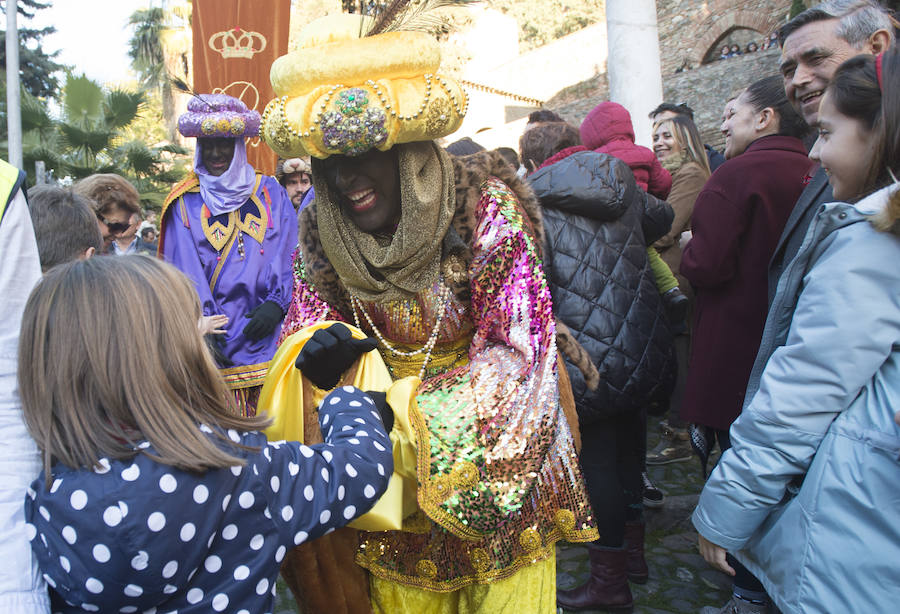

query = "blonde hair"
[653,116,712,177]
[18,256,269,477]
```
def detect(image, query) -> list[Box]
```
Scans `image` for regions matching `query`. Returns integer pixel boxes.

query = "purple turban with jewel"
[178,93,261,139]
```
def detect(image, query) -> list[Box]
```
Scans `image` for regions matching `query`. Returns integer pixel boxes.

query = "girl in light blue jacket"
[693,48,900,614]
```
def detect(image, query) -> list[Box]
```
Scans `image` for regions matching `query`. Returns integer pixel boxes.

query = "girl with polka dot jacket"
[18,256,393,614]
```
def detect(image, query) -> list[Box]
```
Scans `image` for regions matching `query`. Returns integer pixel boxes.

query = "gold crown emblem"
[208,27,267,60]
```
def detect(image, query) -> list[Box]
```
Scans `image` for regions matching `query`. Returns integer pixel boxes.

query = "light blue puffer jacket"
[692,184,900,614]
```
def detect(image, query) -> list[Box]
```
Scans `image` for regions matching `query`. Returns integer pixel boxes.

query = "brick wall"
[448,1,801,151]
[663,47,784,149]
[656,0,794,74]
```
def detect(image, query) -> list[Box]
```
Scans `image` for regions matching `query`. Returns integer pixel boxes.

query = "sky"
[25,0,151,85]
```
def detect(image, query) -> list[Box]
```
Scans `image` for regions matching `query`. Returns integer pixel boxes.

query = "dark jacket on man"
[766,166,832,303]
[530,150,676,422]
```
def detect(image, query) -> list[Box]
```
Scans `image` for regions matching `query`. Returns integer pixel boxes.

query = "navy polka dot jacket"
[25,386,393,613]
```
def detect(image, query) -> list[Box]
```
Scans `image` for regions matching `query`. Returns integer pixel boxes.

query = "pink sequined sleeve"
[468,178,556,362]
[277,247,345,344]
[414,177,562,539]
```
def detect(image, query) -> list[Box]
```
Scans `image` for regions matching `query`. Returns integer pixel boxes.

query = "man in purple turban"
[158,94,298,415]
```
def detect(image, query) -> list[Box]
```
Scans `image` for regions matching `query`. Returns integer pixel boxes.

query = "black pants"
[578,411,645,547]
[666,333,691,428]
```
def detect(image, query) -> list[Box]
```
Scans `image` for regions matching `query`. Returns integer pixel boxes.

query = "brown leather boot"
[623,521,648,584]
[557,543,634,612]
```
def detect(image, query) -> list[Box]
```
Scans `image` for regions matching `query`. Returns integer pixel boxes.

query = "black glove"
[364,390,394,434]
[206,334,234,368]
[242,301,284,341]
[295,323,378,390]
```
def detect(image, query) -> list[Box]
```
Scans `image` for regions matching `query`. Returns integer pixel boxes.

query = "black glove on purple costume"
[242,301,284,341]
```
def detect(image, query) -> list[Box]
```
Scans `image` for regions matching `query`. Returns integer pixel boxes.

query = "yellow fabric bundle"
[258,321,419,531]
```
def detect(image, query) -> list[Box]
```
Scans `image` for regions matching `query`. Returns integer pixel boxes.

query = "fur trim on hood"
[874,185,900,237]
[448,149,544,249]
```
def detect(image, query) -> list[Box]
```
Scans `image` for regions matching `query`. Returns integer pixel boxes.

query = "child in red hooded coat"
[581,102,687,317]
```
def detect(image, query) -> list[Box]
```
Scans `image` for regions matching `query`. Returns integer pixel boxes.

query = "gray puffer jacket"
[530,150,675,422]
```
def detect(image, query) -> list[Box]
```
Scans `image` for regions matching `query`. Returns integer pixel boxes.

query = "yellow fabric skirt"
[369,552,556,614]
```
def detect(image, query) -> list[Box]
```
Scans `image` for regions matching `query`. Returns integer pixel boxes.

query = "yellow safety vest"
[0,160,26,226]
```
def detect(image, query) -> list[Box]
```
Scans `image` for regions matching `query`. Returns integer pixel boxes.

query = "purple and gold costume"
[159,173,297,409]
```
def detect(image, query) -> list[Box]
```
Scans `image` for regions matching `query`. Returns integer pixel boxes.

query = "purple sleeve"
[160,198,221,316]
[262,181,299,313]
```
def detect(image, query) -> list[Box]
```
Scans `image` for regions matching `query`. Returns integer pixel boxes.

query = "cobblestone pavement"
[556,429,731,614]
[273,429,731,614]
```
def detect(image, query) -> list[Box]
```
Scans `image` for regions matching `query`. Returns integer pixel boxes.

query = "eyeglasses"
[97,216,131,234]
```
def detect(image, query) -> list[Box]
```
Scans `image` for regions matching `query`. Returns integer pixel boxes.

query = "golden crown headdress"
[209,27,267,60]
[261,2,475,159]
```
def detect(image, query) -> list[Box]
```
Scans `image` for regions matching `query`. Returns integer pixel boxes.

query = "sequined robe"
[280,152,597,592]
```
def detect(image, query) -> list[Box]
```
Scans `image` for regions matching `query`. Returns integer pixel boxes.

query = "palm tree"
[20,87,64,180]
[61,74,187,205]
[128,7,177,141]
[20,74,184,206]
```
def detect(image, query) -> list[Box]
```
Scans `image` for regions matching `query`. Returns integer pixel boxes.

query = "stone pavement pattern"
[273,430,732,614]
[556,434,732,614]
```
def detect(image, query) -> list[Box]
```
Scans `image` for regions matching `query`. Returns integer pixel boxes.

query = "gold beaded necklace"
[350,280,452,380]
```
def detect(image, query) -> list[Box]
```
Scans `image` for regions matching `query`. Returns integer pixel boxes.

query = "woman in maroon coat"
[681,74,813,614]
[682,76,813,439]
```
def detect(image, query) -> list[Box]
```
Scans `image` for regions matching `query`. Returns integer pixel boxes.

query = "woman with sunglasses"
[73,174,142,254]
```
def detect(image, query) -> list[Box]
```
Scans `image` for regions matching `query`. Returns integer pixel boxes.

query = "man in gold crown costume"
[257,11,598,614]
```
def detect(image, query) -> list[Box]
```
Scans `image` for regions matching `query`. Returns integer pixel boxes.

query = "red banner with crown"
[191,0,291,174]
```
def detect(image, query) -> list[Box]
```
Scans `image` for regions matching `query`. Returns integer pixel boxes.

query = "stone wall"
[663,47,783,149]
[444,0,799,151]
[656,0,795,75]
[550,47,781,151]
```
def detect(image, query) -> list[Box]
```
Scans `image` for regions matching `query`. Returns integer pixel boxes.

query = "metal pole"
[6,0,23,168]
[34,160,45,185]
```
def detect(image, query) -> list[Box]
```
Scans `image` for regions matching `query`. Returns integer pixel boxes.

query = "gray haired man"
[771,0,893,298]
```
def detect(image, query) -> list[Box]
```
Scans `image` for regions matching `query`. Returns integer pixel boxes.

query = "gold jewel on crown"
[208,27,267,60]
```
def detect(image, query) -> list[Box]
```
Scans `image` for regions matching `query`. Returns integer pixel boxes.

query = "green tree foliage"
[789,0,807,18]
[120,83,170,147]
[128,6,177,141]
[57,74,187,207]
[490,0,599,51]
[2,74,186,209]
[0,0,66,99]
